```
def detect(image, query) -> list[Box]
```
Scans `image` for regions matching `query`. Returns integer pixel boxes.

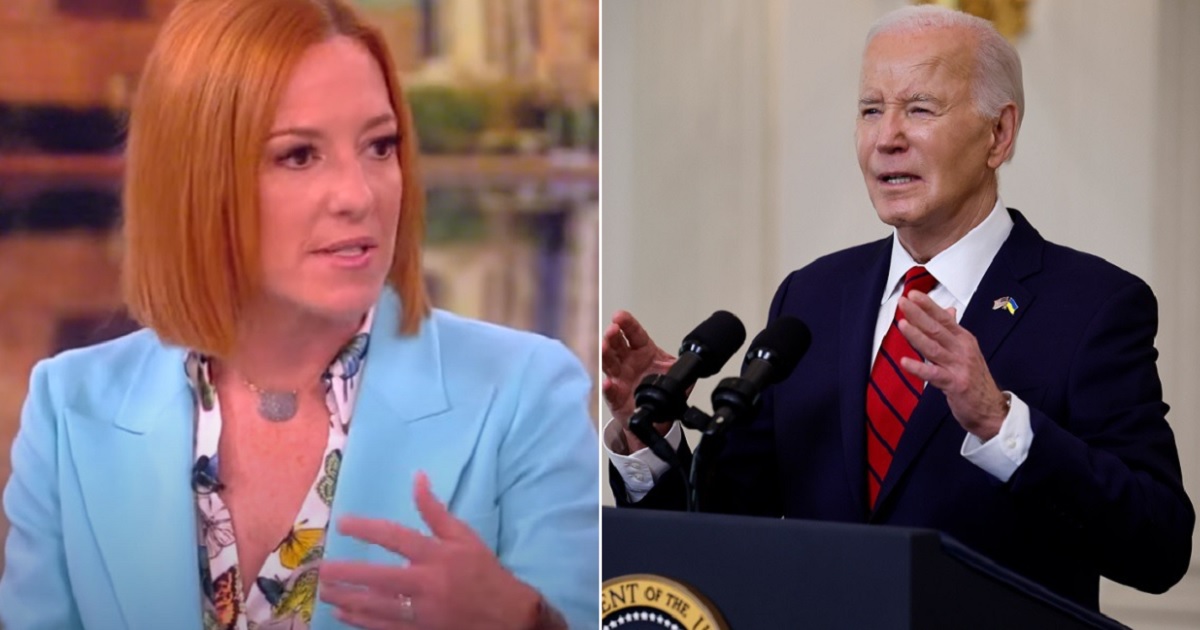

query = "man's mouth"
[878,172,920,185]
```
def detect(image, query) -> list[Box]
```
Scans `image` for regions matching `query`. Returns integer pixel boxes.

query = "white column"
[446,0,491,77]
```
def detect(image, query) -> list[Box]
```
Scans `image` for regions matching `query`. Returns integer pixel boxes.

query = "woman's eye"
[278,145,316,168]
[368,135,399,159]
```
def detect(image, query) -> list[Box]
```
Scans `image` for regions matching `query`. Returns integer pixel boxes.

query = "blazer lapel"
[315,294,485,629]
[838,238,893,519]
[960,210,1042,366]
[63,341,203,629]
[873,209,1044,516]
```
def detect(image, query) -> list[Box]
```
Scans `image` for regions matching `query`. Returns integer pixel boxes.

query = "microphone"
[709,316,811,431]
[628,310,746,461]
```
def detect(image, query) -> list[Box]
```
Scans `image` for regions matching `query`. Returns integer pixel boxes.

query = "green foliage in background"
[424,187,489,244]
[544,103,599,152]
[406,83,597,155]
[407,86,489,154]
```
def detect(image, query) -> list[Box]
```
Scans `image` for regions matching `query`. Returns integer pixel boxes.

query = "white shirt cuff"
[961,392,1034,482]
[603,418,683,502]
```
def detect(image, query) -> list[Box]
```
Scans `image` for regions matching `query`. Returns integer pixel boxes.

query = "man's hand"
[601,310,676,452]
[896,291,1009,441]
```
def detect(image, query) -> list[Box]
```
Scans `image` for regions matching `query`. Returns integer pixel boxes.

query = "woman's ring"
[397,594,416,622]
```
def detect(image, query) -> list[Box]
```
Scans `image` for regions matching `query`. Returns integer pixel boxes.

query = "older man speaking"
[602,5,1194,610]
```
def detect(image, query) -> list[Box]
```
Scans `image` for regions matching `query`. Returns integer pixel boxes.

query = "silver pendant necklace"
[243,380,298,422]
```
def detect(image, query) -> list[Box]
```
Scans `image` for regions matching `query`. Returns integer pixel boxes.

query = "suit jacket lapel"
[64,341,203,629]
[315,295,484,629]
[838,238,893,519]
[961,210,1042,365]
[873,209,1044,516]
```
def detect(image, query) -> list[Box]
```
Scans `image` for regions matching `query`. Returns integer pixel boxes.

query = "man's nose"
[875,109,908,153]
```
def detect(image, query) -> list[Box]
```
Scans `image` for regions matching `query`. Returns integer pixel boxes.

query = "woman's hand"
[319,472,545,630]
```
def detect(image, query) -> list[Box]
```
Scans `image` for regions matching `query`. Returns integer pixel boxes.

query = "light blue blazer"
[0,291,599,629]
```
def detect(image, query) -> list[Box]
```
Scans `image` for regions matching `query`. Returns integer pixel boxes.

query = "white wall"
[600,1,1200,626]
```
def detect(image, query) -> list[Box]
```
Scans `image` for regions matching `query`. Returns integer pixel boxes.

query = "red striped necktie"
[866,266,939,509]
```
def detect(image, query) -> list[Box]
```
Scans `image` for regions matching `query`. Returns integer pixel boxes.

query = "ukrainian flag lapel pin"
[992,296,1018,315]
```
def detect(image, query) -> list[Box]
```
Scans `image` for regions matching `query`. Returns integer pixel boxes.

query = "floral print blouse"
[186,315,372,630]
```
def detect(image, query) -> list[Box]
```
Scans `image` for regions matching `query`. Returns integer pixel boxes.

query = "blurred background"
[0,0,597,576]
[603,0,1199,627]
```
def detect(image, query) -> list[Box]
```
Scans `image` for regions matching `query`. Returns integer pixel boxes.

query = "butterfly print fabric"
[187,315,372,630]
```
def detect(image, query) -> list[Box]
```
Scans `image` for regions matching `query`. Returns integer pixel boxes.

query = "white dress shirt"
[606,199,1034,502]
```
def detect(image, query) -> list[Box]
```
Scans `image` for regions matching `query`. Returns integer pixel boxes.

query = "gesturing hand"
[319,472,544,630]
[896,291,1010,441]
[601,311,677,451]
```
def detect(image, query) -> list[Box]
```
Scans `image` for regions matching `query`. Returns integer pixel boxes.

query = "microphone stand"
[677,316,809,512]
[681,408,718,513]
[628,374,694,504]
[679,407,739,512]
[627,374,763,513]
[682,375,762,513]
[627,406,681,465]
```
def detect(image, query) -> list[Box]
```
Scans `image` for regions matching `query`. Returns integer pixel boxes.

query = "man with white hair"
[602,5,1194,609]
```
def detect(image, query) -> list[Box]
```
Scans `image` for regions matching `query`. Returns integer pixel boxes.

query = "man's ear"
[987,102,1019,168]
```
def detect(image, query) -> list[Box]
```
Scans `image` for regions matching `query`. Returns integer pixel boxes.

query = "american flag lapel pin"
[992,296,1018,315]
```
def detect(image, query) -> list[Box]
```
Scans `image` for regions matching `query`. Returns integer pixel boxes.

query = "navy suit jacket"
[613,209,1194,609]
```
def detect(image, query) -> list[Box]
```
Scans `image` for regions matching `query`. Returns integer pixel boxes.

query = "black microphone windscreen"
[681,310,747,378]
[747,316,811,383]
